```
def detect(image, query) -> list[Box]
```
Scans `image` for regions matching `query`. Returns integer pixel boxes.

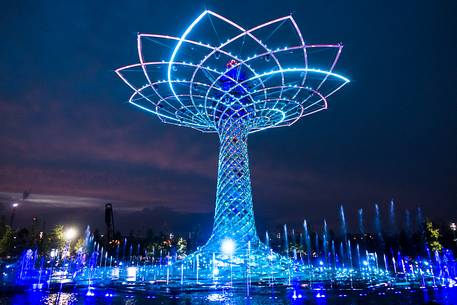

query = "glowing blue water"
[2,286,457,305]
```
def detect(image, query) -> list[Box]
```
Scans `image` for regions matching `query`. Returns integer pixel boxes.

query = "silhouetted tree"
[425,221,442,252]
[0,225,14,257]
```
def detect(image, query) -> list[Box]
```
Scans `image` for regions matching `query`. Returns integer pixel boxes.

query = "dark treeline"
[0,201,456,261]
[265,203,457,262]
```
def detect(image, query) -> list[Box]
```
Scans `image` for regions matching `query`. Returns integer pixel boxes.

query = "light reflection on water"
[42,293,78,305]
[3,287,457,305]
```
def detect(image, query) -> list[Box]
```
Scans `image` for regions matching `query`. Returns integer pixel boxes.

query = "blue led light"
[168,10,209,103]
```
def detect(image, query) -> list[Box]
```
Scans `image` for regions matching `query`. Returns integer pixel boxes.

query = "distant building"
[105,203,115,243]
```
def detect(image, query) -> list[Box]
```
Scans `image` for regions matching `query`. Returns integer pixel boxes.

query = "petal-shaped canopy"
[116,10,349,134]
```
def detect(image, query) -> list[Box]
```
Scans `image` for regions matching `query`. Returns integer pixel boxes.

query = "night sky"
[0,0,455,237]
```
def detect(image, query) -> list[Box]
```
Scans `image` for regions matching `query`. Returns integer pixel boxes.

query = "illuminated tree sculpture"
[117,11,349,276]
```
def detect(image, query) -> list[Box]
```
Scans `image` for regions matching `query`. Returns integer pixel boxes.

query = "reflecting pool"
[2,286,456,305]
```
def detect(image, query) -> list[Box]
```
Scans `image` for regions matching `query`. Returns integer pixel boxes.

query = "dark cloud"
[0,192,212,237]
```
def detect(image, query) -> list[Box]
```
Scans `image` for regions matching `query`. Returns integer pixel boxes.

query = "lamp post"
[450,223,456,243]
[9,203,19,228]
[64,227,78,258]
[57,227,77,289]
